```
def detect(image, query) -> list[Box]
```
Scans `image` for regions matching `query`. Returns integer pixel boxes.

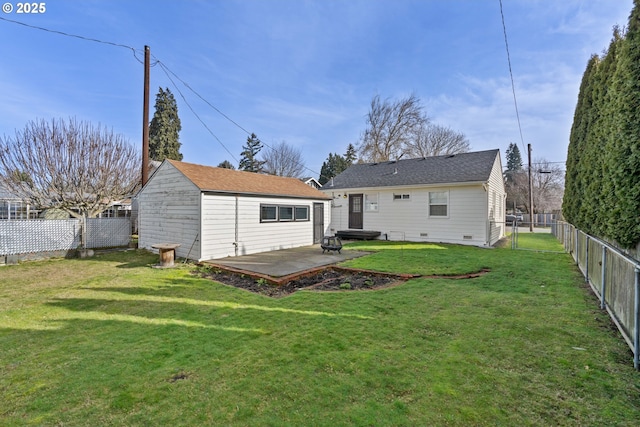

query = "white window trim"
[365,193,379,212]
[428,190,449,218]
[260,204,278,222]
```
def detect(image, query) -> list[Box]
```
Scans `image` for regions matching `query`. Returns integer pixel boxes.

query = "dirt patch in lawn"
[194,264,490,298]
[195,265,415,298]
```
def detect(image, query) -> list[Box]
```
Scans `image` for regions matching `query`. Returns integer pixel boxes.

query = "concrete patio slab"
[205,244,370,277]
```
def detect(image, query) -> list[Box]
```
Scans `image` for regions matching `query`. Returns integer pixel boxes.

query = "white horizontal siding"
[486,154,506,245]
[236,196,314,256]
[326,185,490,246]
[201,195,236,259]
[201,195,330,260]
[138,162,202,260]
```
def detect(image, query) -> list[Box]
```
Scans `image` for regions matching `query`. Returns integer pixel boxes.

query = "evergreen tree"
[604,3,640,247]
[238,133,265,173]
[564,2,640,249]
[564,55,599,228]
[217,160,235,169]
[504,143,523,182]
[504,143,525,211]
[319,153,350,185]
[344,143,357,164]
[583,30,623,236]
[149,87,182,161]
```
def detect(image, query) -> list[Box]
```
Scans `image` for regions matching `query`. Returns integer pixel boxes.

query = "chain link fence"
[553,220,640,370]
[1,218,132,261]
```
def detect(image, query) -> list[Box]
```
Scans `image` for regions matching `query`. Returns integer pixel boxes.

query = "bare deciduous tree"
[507,158,564,214]
[357,94,428,162]
[0,118,141,219]
[262,141,305,177]
[532,159,564,213]
[406,123,470,158]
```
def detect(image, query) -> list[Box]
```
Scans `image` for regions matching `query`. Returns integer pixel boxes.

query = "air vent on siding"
[420,233,428,237]
[463,235,473,240]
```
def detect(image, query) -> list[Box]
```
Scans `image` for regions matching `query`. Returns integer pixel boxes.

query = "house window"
[393,193,410,201]
[295,206,309,221]
[429,191,448,217]
[365,194,378,212]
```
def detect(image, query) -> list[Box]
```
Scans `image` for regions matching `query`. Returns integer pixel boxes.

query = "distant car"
[506,214,524,225]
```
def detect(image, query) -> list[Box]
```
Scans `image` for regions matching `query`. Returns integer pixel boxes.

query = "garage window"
[260,205,278,222]
[260,204,310,222]
[295,206,309,221]
[279,206,294,221]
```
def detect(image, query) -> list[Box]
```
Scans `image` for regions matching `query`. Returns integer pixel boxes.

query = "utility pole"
[142,45,150,186]
[528,143,533,232]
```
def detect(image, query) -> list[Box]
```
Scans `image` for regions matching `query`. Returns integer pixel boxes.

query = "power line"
[498,0,526,154]
[155,59,252,136]
[0,16,143,60]
[154,60,327,180]
[1,16,328,180]
[157,62,239,163]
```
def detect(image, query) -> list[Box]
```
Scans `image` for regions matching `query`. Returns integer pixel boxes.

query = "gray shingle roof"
[325,149,500,190]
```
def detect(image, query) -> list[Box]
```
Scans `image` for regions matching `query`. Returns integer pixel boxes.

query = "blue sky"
[0,0,633,178]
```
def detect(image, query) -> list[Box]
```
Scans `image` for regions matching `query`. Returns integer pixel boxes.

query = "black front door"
[313,203,324,243]
[349,194,363,229]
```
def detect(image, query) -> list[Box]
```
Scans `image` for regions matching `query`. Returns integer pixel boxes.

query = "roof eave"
[322,180,489,192]
[201,189,331,200]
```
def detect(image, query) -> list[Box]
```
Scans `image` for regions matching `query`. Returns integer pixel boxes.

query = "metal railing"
[553,221,640,370]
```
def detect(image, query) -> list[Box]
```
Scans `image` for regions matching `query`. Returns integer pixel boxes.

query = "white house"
[138,159,332,261]
[300,177,322,189]
[322,149,506,247]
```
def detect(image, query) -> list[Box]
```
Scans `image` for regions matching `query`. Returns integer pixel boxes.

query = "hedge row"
[564,1,640,249]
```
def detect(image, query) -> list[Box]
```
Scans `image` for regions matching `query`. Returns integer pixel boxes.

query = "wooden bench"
[151,243,181,268]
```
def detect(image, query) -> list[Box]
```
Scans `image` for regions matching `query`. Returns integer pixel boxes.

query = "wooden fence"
[553,221,640,370]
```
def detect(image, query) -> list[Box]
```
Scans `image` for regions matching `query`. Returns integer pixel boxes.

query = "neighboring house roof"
[325,149,500,190]
[166,160,331,200]
[300,177,322,188]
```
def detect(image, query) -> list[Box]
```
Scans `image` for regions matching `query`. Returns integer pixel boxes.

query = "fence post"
[635,267,640,370]
[585,235,590,283]
[81,215,87,249]
[575,229,579,265]
[601,246,607,310]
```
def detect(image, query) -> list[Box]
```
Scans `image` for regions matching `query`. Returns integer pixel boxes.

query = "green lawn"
[1,237,639,426]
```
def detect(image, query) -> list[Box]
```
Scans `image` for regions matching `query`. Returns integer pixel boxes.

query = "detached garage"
[138,160,331,261]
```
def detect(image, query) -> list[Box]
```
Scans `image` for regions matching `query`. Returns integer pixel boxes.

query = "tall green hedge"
[564,1,640,249]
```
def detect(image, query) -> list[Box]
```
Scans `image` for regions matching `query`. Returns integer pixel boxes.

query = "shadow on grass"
[70,249,161,269]
[46,294,373,320]
[43,300,268,333]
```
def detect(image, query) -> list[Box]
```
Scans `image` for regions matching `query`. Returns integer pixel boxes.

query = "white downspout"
[234,195,239,257]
